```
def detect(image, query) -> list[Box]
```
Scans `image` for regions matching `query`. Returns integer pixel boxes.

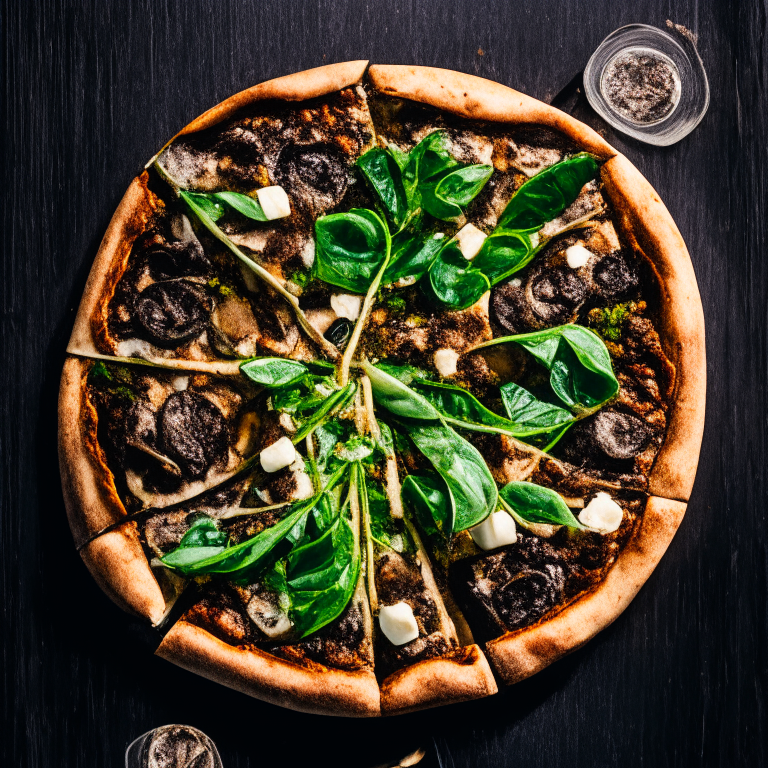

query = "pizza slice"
[67,62,376,373]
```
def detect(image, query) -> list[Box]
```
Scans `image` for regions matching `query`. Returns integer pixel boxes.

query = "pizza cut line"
[58,61,705,717]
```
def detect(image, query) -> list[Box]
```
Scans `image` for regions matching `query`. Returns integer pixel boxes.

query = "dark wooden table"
[2,1,766,765]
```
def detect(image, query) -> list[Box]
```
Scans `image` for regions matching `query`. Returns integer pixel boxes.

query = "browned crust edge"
[380,644,498,715]
[367,64,617,160]
[485,496,686,684]
[80,521,169,626]
[601,156,706,501]
[58,356,127,548]
[155,620,381,717]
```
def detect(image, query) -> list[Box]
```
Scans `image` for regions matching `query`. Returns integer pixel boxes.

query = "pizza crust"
[59,355,127,548]
[156,620,381,717]
[485,495,686,683]
[601,156,706,502]
[367,64,618,160]
[80,521,171,626]
[380,644,498,715]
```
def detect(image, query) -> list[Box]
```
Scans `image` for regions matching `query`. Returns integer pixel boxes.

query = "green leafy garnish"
[497,153,600,231]
[425,241,491,310]
[178,190,269,222]
[240,358,309,388]
[588,301,638,342]
[364,361,497,532]
[499,481,583,529]
[401,473,453,539]
[474,324,619,413]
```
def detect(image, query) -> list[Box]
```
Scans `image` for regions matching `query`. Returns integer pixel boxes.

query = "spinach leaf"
[364,362,497,531]
[400,130,458,203]
[159,466,347,577]
[471,230,537,286]
[356,147,409,228]
[314,208,390,292]
[403,420,498,531]
[477,324,618,412]
[500,381,574,432]
[426,241,490,310]
[179,190,268,222]
[497,153,599,230]
[292,382,356,443]
[383,230,446,285]
[240,357,309,388]
[499,481,583,528]
[401,473,453,538]
[284,469,361,637]
[420,164,493,220]
[158,516,229,569]
[366,479,404,550]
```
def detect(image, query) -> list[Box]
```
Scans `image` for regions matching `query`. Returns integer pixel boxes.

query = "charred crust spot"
[159,391,229,478]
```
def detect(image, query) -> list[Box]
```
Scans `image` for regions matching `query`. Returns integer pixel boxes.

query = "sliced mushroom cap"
[563,409,652,464]
[146,239,212,281]
[159,391,229,478]
[529,266,587,324]
[491,279,528,334]
[134,281,209,348]
[275,143,349,205]
[492,563,565,630]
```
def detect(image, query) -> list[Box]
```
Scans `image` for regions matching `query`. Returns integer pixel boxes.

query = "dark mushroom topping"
[563,409,652,464]
[275,143,349,203]
[530,266,586,324]
[146,239,212,281]
[592,253,639,300]
[159,391,229,478]
[134,281,209,348]
[492,563,565,630]
[324,317,352,350]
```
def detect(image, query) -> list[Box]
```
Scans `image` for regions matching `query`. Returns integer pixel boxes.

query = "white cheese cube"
[565,244,593,269]
[256,185,291,220]
[470,511,518,550]
[454,223,487,260]
[434,348,460,377]
[330,293,363,321]
[289,470,314,501]
[579,492,623,533]
[259,436,297,473]
[378,602,420,646]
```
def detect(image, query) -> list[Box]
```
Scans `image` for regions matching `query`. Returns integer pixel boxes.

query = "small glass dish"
[583,23,709,146]
[125,725,222,768]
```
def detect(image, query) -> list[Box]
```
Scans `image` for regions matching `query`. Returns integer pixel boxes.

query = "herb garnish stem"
[356,461,379,613]
[338,226,392,386]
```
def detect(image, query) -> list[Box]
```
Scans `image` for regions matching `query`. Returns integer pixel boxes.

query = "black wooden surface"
[2,1,766,766]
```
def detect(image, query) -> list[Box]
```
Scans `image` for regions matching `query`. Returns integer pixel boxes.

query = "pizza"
[58,61,706,717]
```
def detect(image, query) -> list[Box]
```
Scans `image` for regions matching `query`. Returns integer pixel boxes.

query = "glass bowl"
[125,725,222,768]
[583,23,709,146]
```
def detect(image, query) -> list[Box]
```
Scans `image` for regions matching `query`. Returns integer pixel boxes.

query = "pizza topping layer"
[75,87,679,683]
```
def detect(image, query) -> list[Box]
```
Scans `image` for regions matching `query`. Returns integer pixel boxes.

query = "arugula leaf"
[383,230,446,285]
[364,362,497,531]
[240,357,309,388]
[179,190,268,222]
[356,147,409,228]
[314,208,390,292]
[497,153,599,230]
[420,164,493,220]
[401,473,453,538]
[471,230,538,286]
[499,481,583,528]
[476,324,619,412]
[426,241,490,310]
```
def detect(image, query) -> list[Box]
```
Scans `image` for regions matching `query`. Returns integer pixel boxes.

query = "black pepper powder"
[602,48,681,124]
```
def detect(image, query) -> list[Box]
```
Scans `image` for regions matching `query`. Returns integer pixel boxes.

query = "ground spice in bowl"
[601,47,681,124]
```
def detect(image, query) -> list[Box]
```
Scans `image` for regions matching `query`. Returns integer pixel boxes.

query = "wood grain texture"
[2,1,766,767]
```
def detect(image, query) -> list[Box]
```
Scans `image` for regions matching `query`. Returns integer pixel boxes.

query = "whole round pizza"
[58,62,706,717]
